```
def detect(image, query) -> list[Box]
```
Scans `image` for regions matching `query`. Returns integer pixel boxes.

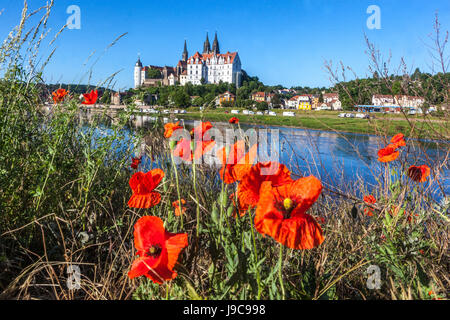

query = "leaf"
[183,276,203,300]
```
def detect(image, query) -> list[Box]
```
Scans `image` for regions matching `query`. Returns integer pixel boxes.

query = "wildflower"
[173,122,215,162]
[173,138,215,162]
[191,121,213,140]
[172,199,187,216]
[408,165,430,183]
[128,169,164,208]
[254,176,324,249]
[377,144,399,162]
[128,216,188,284]
[229,117,239,124]
[130,156,142,170]
[216,141,257,184]
[164,122,183,138]
[237,162,293,215]
[81,90,98,105]
[363,195,376,216]
[390,133,406,148]
[52,88,68,103]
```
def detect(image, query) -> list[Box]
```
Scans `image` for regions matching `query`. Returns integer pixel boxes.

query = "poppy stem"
[278,243,285,300]
[248,209,262,300]
[170,152,183,228]
[192,158,200,237]
[165,282,170,300]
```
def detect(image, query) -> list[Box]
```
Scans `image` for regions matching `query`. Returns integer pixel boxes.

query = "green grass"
[173,110,448,139]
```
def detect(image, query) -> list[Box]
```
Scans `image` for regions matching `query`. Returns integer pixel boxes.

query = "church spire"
[182,40,188,61]
[203,32,211,54]
[212,32,220,54]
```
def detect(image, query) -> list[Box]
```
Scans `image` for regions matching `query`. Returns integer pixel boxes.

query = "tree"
[271,94,281,108]
[200,77,206,85]
[146,68,162,79]
[221,100,234,108]
[192,96,204,106]
[392,81,402,95]
[256,101,269,111]
[170,88,191,108]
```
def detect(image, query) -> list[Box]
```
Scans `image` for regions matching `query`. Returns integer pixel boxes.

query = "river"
[87,112,450,204]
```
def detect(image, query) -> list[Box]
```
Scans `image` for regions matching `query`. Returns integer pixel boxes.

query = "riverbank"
[174,110,448,138]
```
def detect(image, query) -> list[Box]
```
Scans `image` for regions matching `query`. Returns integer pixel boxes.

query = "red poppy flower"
[363,195,376,216]
[407,165,430,183]
[191,121,213,140]
[164,122,183,138]
[172,199,187,216]
[216,141,258,184]
[128,169,164,208]
[237,162,293,215]
[390,133,406,149]
[254,176,324,249]
[52,88,68,103]
[130,156,142,170]
[173,138,216,162]
[229,117,239,124]
[81,90,98,105]
[128,216,188,284]
[377,144,399,162]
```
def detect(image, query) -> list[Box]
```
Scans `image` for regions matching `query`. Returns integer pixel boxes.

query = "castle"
[134,32,242,89]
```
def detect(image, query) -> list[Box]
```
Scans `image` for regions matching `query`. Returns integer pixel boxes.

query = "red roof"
[188,51,238,65]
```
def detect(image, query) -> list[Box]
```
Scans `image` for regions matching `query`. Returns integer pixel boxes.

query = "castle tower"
[182,40,188,62]
[134,56,143,89]
[212,32,220,54]
[203,33,211,54]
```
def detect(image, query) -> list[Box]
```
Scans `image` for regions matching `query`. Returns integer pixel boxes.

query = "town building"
[215,91,235,106]
[321,93,342,110]
[135,33,242,88]
[186,33,242,87]
[372,94,425,108]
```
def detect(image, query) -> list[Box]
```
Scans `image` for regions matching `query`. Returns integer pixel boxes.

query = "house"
[287,95,313,110]
[371,94,425,112]
[372,94,395,106]
[287,95,300,109]
[394,95,425,108]
[306,94,320,109]
[111,91,133,105]
[323,93,342,110]
[216,91,235,106]
[251,92,267,102]
[297,95,312,110]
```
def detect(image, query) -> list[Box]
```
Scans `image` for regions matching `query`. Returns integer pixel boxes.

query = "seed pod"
[227,206,234,217]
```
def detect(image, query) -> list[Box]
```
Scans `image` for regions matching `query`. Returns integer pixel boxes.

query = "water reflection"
[81,111,449,202]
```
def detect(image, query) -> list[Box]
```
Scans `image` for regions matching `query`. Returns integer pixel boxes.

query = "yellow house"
[297,95,312,110]
[216,91,235,106]
[298,101,312,110]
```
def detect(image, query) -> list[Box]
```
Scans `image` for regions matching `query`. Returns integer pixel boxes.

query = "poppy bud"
[227,206,234,217]
[219,191,228,207]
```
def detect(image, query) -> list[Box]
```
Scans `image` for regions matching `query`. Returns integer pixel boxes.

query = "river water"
[89,113,450,204]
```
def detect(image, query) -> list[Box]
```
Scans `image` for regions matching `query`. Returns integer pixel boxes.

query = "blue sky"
[0,0,449,90]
